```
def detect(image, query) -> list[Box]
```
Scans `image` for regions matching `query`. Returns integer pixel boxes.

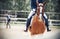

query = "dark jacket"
[31,0,44,9]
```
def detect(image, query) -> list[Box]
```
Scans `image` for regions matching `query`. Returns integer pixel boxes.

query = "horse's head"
[36,2,46,16]
[36,3,44,16]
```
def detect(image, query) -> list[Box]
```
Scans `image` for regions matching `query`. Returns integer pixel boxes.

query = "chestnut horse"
[29,2,46,35]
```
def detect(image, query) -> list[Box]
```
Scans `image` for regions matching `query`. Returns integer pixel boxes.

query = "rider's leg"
[24,9,36,32]
[9,19,11,29]
[25,17,32,31]
[43,13,51,31]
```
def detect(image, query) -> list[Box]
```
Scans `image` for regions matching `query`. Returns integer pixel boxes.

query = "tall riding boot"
[24,17,32,32]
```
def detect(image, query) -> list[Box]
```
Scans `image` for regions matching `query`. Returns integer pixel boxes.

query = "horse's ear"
[36,2,39,7]
[43,1,46,6]
[36,0,39,7]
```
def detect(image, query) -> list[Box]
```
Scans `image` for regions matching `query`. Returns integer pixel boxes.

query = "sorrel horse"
[28,2,46,35]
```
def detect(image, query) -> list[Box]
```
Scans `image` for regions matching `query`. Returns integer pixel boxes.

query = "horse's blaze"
[29,14,46,35]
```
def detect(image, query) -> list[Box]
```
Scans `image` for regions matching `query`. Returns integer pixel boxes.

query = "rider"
[24,0,51,32]
[6,13,11,28]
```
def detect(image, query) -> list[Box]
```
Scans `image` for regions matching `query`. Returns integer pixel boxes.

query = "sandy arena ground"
[0,23,60,39]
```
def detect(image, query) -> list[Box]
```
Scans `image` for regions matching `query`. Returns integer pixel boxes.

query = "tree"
[0,0,13,10]
[55,0,60,12]
[0,0,8,3]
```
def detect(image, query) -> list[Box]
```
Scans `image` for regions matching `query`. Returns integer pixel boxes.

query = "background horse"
[29,2,46,35]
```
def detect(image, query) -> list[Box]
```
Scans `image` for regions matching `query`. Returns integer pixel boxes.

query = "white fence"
[0,11,60,26]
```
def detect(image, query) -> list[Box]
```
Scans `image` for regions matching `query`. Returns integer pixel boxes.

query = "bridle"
[36,3,44,16]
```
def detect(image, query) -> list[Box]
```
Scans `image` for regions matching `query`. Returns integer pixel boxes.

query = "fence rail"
[0,11,60,26]
[0,17,60,26]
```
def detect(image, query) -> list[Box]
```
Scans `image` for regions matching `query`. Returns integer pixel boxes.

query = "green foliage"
[0,0,59,12]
